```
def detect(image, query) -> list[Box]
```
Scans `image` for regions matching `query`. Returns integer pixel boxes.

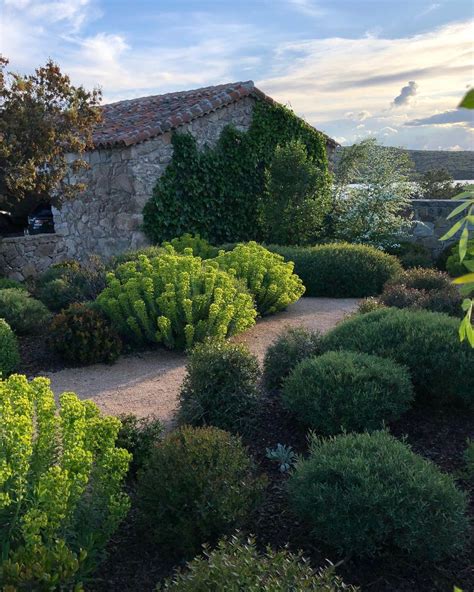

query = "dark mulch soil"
[90,395,474,592]
[18,334,67,376]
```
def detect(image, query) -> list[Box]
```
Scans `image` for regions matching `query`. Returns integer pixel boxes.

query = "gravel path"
[46,298,358,422]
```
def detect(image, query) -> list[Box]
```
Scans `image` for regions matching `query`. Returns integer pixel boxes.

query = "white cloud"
[286,0,326,18]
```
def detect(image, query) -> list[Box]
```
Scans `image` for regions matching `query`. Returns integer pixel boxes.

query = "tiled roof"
[92,80,337,149]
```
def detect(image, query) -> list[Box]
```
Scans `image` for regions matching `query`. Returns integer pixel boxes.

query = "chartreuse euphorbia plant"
[0,375,131,591]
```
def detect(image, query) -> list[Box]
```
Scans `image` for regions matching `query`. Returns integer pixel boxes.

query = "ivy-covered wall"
[143,101,332,245]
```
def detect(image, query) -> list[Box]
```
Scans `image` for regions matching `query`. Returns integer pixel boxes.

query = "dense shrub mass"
[162,536,357,591]
[356,297,385,314]
[96,250,257,350]
[178,341,260,434]
[0,288,51,334]
[0,375,130,589]
[0,319,19,375]
[385,241,433,269]
[268,243,402,297]
[214,242,305,315]
[35,257,106,312]
[49,303,122,365]
[287,431,469,560]
[263,327,322,391]
[137,426,266,558]
[282,351,413,435]
[0,277,27,291]
[110,245,166,267]
[163,233,218,259]
[116,414,164,476]
[321,308,474,406]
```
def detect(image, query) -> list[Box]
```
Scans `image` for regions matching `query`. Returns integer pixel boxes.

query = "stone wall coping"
[1,233,61,244]
[410,199,468,206]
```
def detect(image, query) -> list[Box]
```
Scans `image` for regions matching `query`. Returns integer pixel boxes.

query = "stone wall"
[407,199,471,256]
[0,234,67,281]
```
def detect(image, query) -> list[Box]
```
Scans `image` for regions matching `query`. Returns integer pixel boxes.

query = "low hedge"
[287,431,469,560]
[282,351,413,435]
[321,308,474,406]
[0,288,51,335]
[267,242,402,297]
[0,319,20,376]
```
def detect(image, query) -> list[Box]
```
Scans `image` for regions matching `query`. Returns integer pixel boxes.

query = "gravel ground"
[46,297,358,422]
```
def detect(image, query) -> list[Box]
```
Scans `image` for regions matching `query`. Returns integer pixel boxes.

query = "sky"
[1,0,473,150]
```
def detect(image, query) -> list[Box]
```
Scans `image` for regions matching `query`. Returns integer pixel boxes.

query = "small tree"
[263,139,331,245]
[332,139,414,248]
[0,56,101,210]
[415,168,464,200]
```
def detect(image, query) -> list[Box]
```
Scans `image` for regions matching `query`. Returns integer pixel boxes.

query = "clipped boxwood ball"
[0,319,20,376]
[321,308,474,407]
[287,431,469,560]
[282,351,413,435]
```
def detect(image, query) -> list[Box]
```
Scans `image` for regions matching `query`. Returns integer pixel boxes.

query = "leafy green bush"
[386,241,433,269]
[96,249,257,350]
[109,245,166,267]
[214,242,305,315]
[137,426,266,558]
[263,139,331,245]
[178,341,260,434]
[163,233,218,259]
[0,375,130,589]
[321,308,474,406]
[49,303,122,366]
[287,431,469,560]
[380,267,462,317]
[35,257,106,312]
[446,238,474,277]
[281,351,413,435]
[0,288,51,334]
[465,439,474,484]
[268,243,402,297]
[116,414,164,476]
[263,327,322,391]
[162,535,357,591]
[0,277,27,291]
[0,319,20,376]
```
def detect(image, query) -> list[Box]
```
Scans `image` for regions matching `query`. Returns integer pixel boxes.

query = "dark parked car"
[27,204,54,235]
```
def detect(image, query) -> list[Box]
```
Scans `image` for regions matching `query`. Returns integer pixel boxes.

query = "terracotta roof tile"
[92,80,337,149]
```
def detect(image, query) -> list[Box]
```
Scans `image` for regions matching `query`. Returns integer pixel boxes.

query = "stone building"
[0,81,337,279]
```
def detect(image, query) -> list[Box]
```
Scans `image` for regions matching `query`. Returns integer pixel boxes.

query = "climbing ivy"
[143,101,331,245]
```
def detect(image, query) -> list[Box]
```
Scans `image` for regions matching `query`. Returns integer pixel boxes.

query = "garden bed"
[91,395,473,592]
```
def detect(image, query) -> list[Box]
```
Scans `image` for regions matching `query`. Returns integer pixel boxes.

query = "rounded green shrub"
[263,327,322,391]
[214,242,305,315]
[0,375,131,589]
[268,242,402,297]
[163,233,218,259]
[110,245,166,267]
[287,431,469,560]
[49,303,122,366]
[0,288,51,335]
[178,341,260,434]
[282,351,413,435]
[0,278,27,291]
[321,308,474,406]
[356,297,385,314]
[96,249,257,350]
[162,535,357,591]
[35,257,106,312]
[0,319,20,376]
[385,267,454,292]
[386,241,433,269]
[137,426,266,558]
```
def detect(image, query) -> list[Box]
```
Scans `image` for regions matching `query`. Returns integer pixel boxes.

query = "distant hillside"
[335,147,474,180]
[404,149,473,180]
